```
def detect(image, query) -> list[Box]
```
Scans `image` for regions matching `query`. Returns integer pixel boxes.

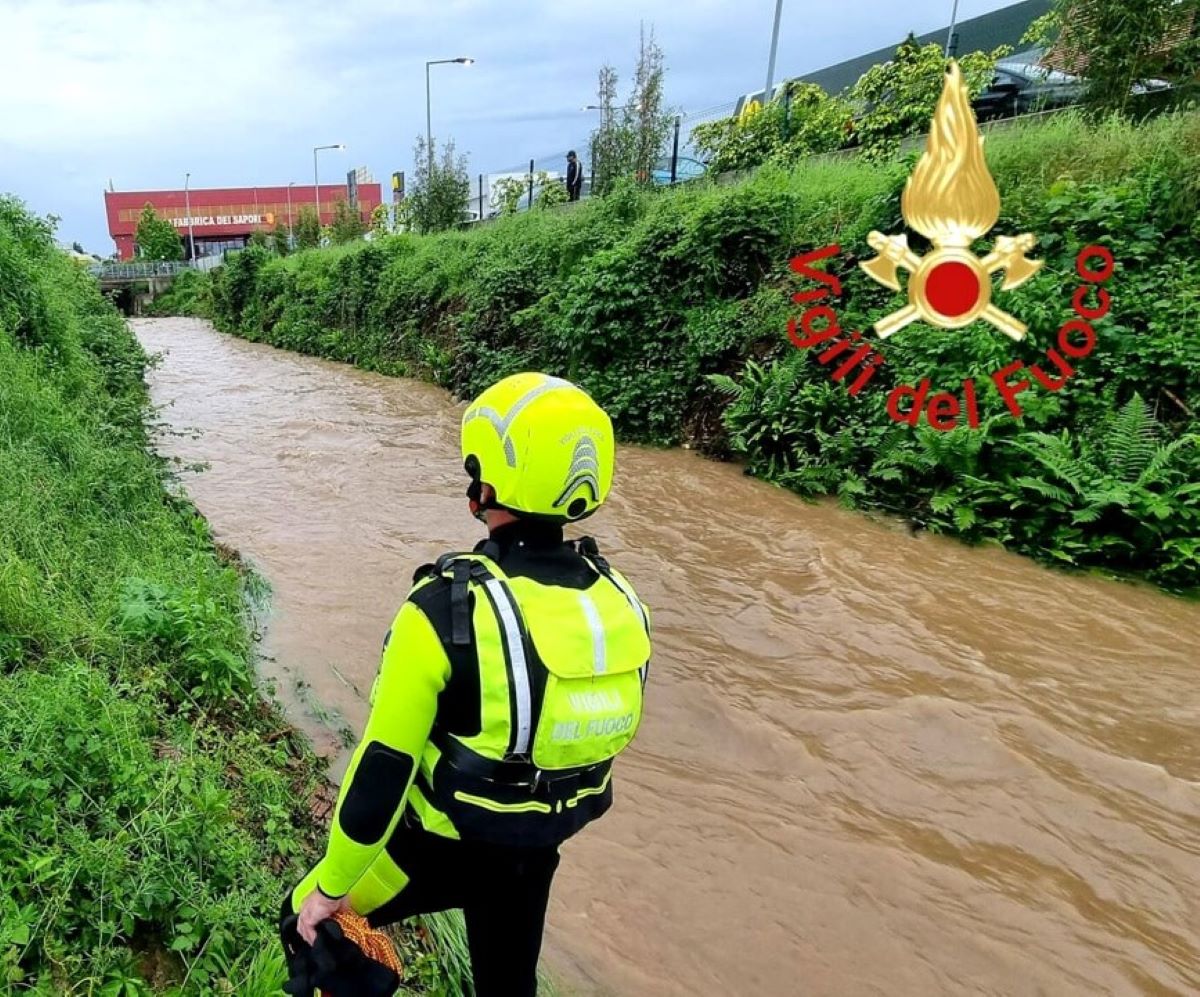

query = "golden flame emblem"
[860,61,1043,340]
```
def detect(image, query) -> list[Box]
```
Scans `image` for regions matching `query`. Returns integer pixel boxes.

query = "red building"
[104,182,384,260]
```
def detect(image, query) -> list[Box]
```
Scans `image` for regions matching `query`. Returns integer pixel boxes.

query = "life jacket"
[408,537,651,848]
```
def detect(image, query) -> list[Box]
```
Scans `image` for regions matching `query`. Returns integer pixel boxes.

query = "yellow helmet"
[461,373,614,522]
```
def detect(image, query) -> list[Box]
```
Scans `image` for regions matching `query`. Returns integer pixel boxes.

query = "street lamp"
[184,172,195,262]
[945,0,961,57]
[286,182,295,249]
[313,143,345,233]
[763,0,784,105]
[426,57,474,173]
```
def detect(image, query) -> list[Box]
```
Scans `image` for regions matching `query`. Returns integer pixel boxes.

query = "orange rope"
[313,909,403,997]
[333,910,403,974]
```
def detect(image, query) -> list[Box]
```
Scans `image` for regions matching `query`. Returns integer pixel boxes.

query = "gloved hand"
[280,914,400,997]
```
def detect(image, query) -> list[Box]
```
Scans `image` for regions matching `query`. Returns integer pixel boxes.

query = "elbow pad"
[337,741,415,845]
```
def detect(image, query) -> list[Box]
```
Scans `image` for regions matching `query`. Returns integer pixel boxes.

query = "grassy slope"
[204,109,1200,591]
[0,198,345,993]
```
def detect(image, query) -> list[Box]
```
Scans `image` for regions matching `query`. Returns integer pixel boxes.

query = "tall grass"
[0,195,329,992]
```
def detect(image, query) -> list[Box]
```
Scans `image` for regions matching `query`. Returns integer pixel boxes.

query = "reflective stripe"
[594,563,649,686]
[482,577,533,756]
[464,375,573,468]
[453,791,551,814]
[578,592,607,675]
[566,770,612,808]
[605,568,648,633]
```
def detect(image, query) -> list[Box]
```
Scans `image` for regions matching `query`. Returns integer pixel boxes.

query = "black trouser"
[283,819,561,997]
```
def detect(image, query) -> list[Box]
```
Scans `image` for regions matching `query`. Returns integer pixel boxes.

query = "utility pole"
[763,0,785,105]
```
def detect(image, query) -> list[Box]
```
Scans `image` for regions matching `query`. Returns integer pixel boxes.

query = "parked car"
[972,63,1173,121]
[650,156,707,185]
[972,63,1086,120]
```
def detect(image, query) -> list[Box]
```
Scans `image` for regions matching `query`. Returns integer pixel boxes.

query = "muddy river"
[136,318,1199,996]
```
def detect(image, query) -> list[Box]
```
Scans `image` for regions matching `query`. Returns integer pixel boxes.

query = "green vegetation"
[0,195,319,991]
[144,268,213,317]
[135,204,184,262]
[694,37,1007,170]
[589,26,672,195]
[197,108,1200,591]
[0,197,469,992]
[403,137,470,234]
[294,205,320,251]
[1026,0,1200,112]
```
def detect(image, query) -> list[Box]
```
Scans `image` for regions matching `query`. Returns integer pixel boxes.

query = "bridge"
[90,256,223,313]
[90,255,223,285]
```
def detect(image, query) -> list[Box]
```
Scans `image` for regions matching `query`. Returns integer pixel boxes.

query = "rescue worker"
[282,372,652,996]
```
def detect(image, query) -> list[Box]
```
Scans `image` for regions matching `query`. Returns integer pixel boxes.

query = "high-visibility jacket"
[297,521,651,913]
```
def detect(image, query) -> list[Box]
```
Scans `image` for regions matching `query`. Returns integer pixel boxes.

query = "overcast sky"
[2,0,1018,253]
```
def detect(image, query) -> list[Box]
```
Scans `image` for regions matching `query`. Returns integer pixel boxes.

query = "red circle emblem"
[925,261,980,318]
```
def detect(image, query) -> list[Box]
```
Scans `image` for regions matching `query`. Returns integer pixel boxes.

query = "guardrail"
[89,260,195,279]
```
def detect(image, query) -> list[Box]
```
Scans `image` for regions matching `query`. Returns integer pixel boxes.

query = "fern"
[1137,433,1199,487]
[1010,432,1090,495]
[1095,393,1157,482]
[705,372,743,399]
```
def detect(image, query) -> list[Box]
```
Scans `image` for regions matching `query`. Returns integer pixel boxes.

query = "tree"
[272,221,291,255]
[370,204,391,237]
[492,175,528,216]
[535,172,569,209]
[1026,0,1200,113]
[589,26,674,196]
[630,25,672,182]
[408,135,470,234]
[294,205,320,250]
[134,204,184,261]
[330,199,367,244]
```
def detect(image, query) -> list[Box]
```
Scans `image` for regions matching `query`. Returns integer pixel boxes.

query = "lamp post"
[286,182,295,250]
[945,0,961,57]
[184,172,195,262]
[313,143,345,235]
[763,0,784,105]
[425,57,474,173]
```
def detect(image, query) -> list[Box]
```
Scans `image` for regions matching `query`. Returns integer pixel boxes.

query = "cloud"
[2,0,1020,252]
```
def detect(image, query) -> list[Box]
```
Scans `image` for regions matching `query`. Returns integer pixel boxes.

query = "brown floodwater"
[135,318,1199,996]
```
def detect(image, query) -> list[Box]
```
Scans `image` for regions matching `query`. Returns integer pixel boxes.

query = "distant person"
[566,150,583,201]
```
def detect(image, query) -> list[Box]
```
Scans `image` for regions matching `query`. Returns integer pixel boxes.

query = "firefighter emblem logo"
[860,61,1043,341]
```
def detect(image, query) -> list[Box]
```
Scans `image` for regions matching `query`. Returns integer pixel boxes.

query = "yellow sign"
[859,61,1043,341]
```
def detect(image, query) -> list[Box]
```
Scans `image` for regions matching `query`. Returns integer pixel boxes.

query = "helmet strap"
[466,478,494,523]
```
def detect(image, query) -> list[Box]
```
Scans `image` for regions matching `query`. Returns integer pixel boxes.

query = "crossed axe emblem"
[861,232,1044,341]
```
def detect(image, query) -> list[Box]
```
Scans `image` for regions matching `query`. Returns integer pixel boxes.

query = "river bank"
[137,315,1200,996]
[187,109,1200,592]
[0,198,331,992]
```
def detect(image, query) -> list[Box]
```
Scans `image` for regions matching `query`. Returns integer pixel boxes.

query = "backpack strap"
[432,549,538,760]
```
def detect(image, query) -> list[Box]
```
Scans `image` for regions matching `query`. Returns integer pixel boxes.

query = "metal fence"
[89,260,196,280]
[459,103,736,225]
